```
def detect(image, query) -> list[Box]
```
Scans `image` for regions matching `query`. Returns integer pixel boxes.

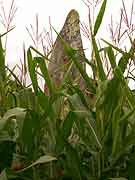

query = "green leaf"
[60,61,74,88]
[15,88,38,110]
[27,48,38,93]
[0,108,26,131]
[119,107,135,124]
[118,48,134,73]
[106,46,116,69]
[65,142,82,179]
[0,37,6,81]
[63,43,96,93]
[114,67,135,109]
[94,0,107,36]
[2,108,26,122]
[72,85,89,109]
[5,66,24,88]
[20,110,40,159]
[128,158,135,180]
[62,111,76,139]
[92,36,106,81]
[35,56,54,95]
[101,39,125,54]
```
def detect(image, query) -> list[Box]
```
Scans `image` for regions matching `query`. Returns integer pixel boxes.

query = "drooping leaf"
[118,48,134,73]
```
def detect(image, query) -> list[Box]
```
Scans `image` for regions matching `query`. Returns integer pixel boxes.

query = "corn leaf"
[94,0,107,36]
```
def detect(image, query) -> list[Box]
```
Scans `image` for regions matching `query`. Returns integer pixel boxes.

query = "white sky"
[1,0,133,67]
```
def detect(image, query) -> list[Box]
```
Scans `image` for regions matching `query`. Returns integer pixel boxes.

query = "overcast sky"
[0,0,134,66]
